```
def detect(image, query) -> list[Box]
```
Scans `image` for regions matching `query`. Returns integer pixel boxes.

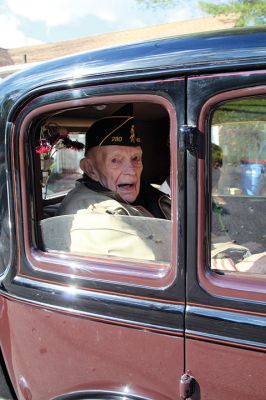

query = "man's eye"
[132,156,141,162]
[111,158,119,163]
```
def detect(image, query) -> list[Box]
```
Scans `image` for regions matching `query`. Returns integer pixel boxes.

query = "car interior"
[30,101,172,263]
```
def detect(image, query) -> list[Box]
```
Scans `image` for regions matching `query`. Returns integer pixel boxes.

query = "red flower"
[36,146,52,154]
[36,124,84,160]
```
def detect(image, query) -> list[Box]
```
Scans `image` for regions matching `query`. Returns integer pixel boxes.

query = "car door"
[186,68,266,399]
[0,76,187,400]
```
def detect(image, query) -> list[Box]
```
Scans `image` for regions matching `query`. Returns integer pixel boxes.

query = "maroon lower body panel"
[0,298,184,400]
[186,338,266,400]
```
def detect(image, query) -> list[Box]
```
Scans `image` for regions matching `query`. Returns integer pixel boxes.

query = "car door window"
[18,95,177,288]
[210,96,266,274]
[37,102,171,264]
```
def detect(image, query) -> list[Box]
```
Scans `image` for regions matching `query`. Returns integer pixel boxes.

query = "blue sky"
[0,0,220,48]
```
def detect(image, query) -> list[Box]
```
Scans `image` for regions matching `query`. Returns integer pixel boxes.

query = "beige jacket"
[42,182,171,262]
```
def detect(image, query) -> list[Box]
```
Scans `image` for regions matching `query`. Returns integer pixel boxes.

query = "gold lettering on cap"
[111,136,122,142]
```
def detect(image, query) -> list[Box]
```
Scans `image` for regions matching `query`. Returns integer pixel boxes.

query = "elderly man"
[57,104,170,219]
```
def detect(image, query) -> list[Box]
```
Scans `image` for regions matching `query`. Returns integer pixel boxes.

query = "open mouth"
[118,183,134,189]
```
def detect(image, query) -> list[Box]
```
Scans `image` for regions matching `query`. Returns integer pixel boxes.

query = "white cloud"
[6,0,130,26]
[163,4,204,23]
[0,0,208,49]
[0,14,43,48]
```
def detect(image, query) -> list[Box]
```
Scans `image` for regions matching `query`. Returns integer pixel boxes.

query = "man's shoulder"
[141,181,170,201]
[57,182,108,215]
[64,181,96,201]
[140,181,171,219]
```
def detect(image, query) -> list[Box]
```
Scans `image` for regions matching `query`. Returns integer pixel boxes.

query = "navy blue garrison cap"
[85,104,141,154]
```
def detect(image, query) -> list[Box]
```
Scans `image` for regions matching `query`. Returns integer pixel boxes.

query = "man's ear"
[80,157,100,181]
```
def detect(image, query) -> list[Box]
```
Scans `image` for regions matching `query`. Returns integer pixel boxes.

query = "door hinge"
[179,372,195,399]
[181,125,205,159]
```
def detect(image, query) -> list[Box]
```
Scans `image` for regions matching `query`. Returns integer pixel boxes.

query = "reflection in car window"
[41,214,171,264]
[210,96,266,274]
[42,133,85,199]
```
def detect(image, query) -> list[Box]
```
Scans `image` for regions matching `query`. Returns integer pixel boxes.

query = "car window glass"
[41,133,85,199]
[41,214,171,263]
[210,96,266,274]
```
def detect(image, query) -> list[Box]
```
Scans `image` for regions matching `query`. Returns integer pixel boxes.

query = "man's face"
[85,145,143,203]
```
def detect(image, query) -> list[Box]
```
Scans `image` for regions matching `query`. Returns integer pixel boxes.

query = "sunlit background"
[0,0,265,79]
[0,0,265,49]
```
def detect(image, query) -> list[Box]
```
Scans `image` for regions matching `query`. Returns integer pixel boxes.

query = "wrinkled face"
[82,145,143,203]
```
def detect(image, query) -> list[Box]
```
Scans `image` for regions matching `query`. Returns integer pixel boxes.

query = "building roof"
[0,48,13,66]
[3,15,236,67]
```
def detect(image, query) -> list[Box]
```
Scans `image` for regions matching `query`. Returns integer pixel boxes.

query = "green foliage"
[136,0,266,27]
[199,0,266,27]
[212,98,266,124]
[212,97,266,164]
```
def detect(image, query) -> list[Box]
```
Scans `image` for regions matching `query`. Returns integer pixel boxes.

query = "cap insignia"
[130,125,136,143]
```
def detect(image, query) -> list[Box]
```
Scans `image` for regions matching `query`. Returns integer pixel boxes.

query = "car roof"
[0,27,266,109]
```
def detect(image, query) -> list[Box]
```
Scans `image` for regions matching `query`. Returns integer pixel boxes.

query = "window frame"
[198,85,266,302]
[14,91,178,289]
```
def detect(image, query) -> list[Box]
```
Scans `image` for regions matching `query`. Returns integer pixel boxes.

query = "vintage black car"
[0,27,266,400]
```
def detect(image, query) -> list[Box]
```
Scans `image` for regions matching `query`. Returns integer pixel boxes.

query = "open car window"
[20,96,176,288]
